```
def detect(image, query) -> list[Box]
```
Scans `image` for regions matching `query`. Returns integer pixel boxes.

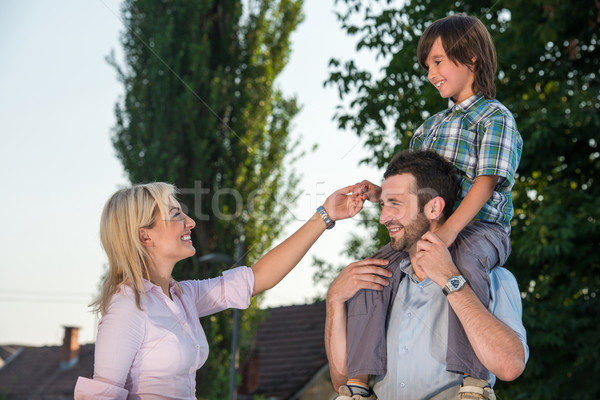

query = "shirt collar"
[398,255,434,285]
[447,93,483,113]
[141,278,178,294]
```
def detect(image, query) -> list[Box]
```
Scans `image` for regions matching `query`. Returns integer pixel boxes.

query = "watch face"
[450,278,461,289]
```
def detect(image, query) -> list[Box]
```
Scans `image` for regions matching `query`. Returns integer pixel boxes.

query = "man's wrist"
[442,275,469,296]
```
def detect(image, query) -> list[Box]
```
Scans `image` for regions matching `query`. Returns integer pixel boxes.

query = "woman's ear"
[138,228,152,247]
[424,196,446,221]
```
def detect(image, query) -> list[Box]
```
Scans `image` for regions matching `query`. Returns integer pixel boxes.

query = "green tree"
[320,0,600,398]
[109,0,303,397]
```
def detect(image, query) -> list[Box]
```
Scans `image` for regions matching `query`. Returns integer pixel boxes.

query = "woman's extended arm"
[251,184,366,296]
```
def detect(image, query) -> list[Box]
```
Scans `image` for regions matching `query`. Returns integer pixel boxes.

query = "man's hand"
[415,231,461,288]
[327,258,392,305]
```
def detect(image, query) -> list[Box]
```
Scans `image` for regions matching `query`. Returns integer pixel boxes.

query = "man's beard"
[389,212,431,252]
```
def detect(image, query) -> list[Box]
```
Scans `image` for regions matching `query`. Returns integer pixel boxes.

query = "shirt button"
[400,382,406,388]
[195,344,200,349]
[403,346,408,352]
[407,312,412,318]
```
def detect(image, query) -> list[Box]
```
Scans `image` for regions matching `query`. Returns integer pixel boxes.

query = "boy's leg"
[446,221,511,379]
[345,244,406,378]
[335,377,374,400]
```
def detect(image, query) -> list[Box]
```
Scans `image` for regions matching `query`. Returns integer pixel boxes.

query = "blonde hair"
[91,182,181,315]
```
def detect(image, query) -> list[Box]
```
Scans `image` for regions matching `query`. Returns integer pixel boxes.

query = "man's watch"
[317,205,335,230]
[442,275,467,296]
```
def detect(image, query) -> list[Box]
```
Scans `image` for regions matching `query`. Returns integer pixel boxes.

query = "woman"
[74,181,365,399]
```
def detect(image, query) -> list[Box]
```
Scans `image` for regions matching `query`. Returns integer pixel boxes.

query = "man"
[325,150,528,400]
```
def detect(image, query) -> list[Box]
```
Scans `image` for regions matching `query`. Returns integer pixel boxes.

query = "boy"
[338,13,522,400]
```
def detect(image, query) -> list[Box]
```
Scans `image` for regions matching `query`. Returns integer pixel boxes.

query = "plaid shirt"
[410,94,522,230]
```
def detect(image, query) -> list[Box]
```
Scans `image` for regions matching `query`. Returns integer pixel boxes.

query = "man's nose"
[379,206,390,225]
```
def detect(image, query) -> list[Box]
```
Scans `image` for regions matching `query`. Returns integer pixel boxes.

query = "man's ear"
[138,228,152,247]
[424,196,446,221]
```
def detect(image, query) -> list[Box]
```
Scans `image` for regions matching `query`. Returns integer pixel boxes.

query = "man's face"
[379,174,431,253]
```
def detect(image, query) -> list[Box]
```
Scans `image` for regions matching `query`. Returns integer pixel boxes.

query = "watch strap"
[442,275,467,296]
[317,205,335,230]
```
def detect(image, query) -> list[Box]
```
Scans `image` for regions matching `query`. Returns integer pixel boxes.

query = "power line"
[0,296,91,304]
[0,288,93,298]
[0,288,94,304]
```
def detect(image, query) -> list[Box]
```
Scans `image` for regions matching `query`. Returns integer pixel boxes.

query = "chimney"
[59,326,80,370]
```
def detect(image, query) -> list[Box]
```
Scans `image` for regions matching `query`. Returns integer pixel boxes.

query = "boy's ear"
[138,228,152,247]
[424,196,446,221]
[469,56,477,71]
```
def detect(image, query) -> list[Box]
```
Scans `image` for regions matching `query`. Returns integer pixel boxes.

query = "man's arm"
[324,259,392,390]
[415,231,526,381]
[445,277,525,380]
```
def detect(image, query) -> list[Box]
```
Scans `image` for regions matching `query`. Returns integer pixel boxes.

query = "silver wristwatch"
[442,275,466,296]
[317,205,335,230]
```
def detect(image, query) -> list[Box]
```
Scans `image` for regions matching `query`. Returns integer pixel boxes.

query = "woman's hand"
[321,183,365,222]
[322,181,381,222]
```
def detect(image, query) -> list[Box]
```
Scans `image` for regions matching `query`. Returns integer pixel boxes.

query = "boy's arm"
[435,174,499,246]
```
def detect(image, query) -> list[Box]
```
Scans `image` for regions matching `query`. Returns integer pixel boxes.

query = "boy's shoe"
[336,385,377,400]
[458,377,496,400]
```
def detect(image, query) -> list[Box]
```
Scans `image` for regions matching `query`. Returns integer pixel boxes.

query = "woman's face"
[145,197,196,266]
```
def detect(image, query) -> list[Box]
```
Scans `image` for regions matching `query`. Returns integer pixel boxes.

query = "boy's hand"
[355,180,381,203]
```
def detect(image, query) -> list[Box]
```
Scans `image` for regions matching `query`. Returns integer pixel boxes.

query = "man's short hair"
[384,150,460,221]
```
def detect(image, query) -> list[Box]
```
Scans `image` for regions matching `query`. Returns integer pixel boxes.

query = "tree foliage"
[109,0,303,397]
[322,0,600,398]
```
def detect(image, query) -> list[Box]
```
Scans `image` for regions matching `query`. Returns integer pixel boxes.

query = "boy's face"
[425,37,475,104]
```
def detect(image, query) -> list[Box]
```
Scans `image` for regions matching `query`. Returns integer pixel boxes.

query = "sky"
[0,0,383,346]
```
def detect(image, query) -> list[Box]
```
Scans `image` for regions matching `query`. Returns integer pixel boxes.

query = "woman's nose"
[186,215,196,229]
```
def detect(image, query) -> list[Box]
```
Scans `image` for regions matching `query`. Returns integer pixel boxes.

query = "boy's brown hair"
[417,13,497,99]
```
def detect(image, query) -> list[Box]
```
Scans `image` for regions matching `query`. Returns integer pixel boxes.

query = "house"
[237,301,337,400]
[0,327,94,400]
[0,302,337,399]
